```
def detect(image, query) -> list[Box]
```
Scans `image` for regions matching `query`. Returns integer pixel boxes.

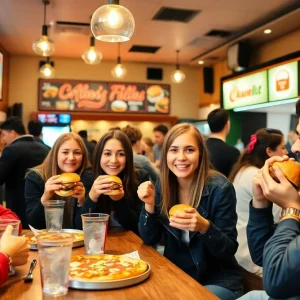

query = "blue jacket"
[247,202,300,300]
[139,173,243,291]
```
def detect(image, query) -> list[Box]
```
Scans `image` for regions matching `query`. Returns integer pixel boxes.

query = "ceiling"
[0,0,299,66]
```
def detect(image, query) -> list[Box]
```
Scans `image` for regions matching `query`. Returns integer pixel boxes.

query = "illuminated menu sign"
[38,79,171,114]
[222,71,268,110]
[268,61,299,102]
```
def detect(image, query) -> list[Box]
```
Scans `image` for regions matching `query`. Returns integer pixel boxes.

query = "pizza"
[69,254,148,281]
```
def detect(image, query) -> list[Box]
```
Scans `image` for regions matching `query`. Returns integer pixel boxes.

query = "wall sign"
[38,79,171,114]
[222,70,268,110]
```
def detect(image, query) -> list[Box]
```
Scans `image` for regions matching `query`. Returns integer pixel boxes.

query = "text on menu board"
[38,79,171,114]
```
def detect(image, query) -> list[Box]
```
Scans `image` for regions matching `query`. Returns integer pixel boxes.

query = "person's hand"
[169,207,210,233]
[252,171,270,208]
[89,175,118,202]
[72,182,85,206]
[260,156,300,210]
[109,186,124,201]
[41,175,62,202]
[137,181,155,213]
[0,225,29,266]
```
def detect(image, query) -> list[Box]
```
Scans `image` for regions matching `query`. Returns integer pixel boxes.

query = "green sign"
[222,71,268,110]
[268,61,298,102]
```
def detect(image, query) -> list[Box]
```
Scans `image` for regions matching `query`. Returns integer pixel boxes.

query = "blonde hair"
[30,132,90,181]
[160,123,211,216]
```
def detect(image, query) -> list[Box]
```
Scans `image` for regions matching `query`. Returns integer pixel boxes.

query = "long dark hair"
[229,128,284,181]
[92,130,138,201]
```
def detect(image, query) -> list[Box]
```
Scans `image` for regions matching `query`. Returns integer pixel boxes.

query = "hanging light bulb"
[82,36,103,65]
[171,50,186,84]
[32,0,55,56]
[111,43,127,79]
[40,57,55,78]
[91,0,135,42]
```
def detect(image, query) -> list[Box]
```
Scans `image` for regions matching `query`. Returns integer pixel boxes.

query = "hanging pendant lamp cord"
[117,43,121,64]
[176,50,180,70]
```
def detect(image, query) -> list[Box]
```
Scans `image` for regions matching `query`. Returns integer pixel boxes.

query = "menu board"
[38,79,171,114]
[268,61,299,102]
[222,70,268,110]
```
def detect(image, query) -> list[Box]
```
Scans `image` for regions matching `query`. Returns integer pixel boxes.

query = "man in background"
[206,108,240,177]
[78,130,95,163]
[27,119,51,150]
[0,116,49,228]
[152,124,168,169]
[286,129,298,160]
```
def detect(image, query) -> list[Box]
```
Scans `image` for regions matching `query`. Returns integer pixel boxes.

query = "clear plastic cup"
[42,200,65,231]
[81,213,109,255]
[0,219,21,275]
[37,232,73,296]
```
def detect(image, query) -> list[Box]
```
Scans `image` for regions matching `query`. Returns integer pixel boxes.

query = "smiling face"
[57,138,83,173]
[167,130,200,182]
[100,138,126,176]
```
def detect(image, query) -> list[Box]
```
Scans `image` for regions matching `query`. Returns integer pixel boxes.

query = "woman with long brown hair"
[138,123,242,299]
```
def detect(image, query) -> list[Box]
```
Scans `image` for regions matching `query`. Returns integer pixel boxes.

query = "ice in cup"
[42,200,65,231]
[81,213,109,255]
[0,219,21,275]
[37,232,73,296]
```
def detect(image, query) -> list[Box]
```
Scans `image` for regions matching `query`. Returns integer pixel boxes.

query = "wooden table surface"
[0,230,219,300]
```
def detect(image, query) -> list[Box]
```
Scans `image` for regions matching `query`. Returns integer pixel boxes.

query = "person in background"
[121,125,158,183]
[141,137,155,163]
[286,129,298,160]
[152,124,168,169]
[27,119,51,150]
[229,128,288,277]
[90,139,97,148]
[138,123,243,299]
[78,130,95,163]
[25,132,90,229]
[0,205,29,286]
[206,108,240,177]
[80,130,150,234]
[0,117,49,228]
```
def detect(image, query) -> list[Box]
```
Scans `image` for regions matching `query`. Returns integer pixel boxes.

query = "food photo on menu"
[146,85,170,113]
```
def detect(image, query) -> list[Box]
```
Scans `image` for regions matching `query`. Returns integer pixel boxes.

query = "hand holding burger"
[55,173,81,197]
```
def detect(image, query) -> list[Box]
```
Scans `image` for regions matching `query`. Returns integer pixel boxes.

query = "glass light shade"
[171,69,186,83]
[40,63,55,78]
[111,63,127,79]
[91,4,135,42]
[82,46,103,65]
[32,35,55,56]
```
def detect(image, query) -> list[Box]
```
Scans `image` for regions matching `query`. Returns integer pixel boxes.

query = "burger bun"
[169,204,193,217]
[146,85,164,103]
[155,97,169,113]
[103,175,123,195]
[111,100,127,112]
[55,173,80,197]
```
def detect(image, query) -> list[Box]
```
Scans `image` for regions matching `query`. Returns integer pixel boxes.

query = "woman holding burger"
[79,129,150,234]
[25,132,90,229]
[137,123,242,299]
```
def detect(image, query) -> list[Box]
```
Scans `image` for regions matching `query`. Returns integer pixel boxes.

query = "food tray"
[69,262,151,290]
[25,229,84,250]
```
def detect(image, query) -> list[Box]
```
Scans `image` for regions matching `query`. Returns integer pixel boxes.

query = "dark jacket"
[34,137,51,150]
[25,170,86,230]
[0,136,49,228]
[139,174,243,291]
[247,202,300,300]
[80,167,150,234]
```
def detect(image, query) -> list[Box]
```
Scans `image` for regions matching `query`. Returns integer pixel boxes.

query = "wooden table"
[0,230,219,300]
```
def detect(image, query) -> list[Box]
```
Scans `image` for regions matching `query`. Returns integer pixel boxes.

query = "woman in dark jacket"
[138,123,243,300]
[79,130,150,234]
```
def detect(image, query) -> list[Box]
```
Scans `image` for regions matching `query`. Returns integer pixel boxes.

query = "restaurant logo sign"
[38,79,171,114]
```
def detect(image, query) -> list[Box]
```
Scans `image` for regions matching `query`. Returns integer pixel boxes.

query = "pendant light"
[171,50,186,84]
[111,43,127,79]
[40,57,55,78]
[82,36,103,65]
[32,0,55,56]
[91,0,135,42]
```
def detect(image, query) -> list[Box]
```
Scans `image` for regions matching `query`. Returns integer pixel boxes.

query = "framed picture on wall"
[0,52,3,100]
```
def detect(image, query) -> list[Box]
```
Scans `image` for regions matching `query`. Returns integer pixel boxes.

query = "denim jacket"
[139,173,243,291]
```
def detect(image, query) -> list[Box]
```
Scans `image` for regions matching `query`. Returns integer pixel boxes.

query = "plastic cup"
[42,200,65,231]
[0,219,21,275]
[37,232,73,296]
[81,213,109,255]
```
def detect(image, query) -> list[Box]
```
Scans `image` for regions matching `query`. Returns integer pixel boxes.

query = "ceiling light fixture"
[198,60,204,65]
[171,50,186,84]
[111,43,127,79]
[82,36,103,65]
[32,0,55,56]
[91,0,135,42]
[39,57,55,78]
[264,29,272,34]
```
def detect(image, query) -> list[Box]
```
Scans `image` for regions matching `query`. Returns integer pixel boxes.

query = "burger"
[269,160,300,188]
[111,100,127,112]
[55,173,81,197]
[103,175,123,195]
[146,85,164,103]
[155,97,169,113]
[169,204,193,217]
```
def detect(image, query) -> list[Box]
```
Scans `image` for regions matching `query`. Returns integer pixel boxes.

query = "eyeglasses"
[264,128,283,135]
